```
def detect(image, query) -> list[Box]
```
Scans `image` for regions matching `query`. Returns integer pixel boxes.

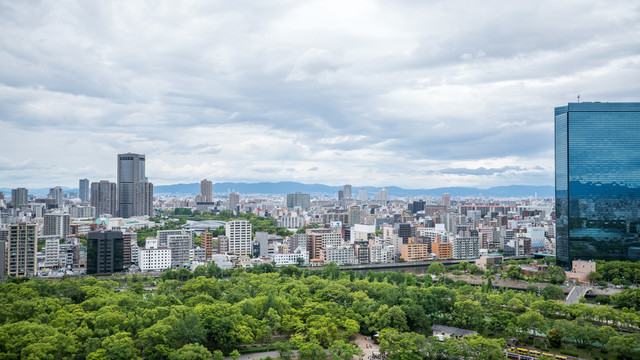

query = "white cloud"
[0,0,639,188]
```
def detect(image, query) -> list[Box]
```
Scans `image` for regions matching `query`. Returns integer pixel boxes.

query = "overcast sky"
[1,1,639,189]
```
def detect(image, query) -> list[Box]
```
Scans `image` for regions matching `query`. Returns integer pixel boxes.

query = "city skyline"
[1,1,639,188]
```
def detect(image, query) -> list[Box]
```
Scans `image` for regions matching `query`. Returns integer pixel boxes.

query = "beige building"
[401,243,430,261]
[566,260,596,284]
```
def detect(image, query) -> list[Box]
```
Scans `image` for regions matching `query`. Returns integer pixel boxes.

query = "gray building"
[157,229,194,248]
[286,192,311,210]
[79,178,89,202]
[118,153,154,218]
[7,222,37,277]
[91,180,117,217]
[229,192,240,213]
[11,188,28,208]
[87,230,124,274]
[48,186,64,208]
[43,212,70,239]
[168,234,192,268]
[343,184,352,199]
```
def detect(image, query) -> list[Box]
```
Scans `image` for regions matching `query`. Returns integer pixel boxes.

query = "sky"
[1,0,639,189]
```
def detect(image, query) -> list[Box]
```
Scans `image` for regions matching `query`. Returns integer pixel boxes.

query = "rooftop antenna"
[577,94,580,103]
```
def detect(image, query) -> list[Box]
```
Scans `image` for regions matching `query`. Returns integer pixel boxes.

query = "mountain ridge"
[0,182,554,198]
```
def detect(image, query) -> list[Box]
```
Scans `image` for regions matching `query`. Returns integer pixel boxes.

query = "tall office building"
[79,179,89,202]
[11,188,28,208]
[229,192,240,213]
[201,179,213,202]
[226,220,252,256]
[555,102,640,268]
[7,222,37,277]
[43,212,70,238]
[377,188,388,202]
[358,189,367,202]
[286,192,311,210]
[135,180,154,217]
[442,193,451,209]
[91,180,117,217]
[117,153,153,218]
[343,184,352,199]
[48,186,64,208]
[87,230,124,274]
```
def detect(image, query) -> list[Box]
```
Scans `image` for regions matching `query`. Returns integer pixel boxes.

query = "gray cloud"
[0,1,639,188]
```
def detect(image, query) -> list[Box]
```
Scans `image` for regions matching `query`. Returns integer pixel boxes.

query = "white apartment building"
[416,224,451,243]
[452,236,480,259]
[368,243,387,263]
[226,220,252,256]
[273,247,309,266]
[276,215,305,229]
[139,238,172,272]
[44,236,60,268]
[323,245,358,265]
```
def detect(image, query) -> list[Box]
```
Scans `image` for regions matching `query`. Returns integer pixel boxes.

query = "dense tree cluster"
[1,262,640,359]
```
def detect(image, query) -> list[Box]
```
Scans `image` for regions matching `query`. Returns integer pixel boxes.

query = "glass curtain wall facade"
[555,103,640,268]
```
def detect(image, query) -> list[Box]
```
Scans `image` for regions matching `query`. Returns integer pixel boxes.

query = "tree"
[229,349,241,360]
[93,332,138,360]
[547,328,561,348]
[607,334,640,359]
[445,335,507,360]
[378,328,428,360]
[275,341,294,360]
[516,311,546,337]
[588,271,603,285]
[298,340,325,360]
[542,285,565,301]
[169,344,214,360]
[548,266,566,284]
[506,266,523,280]
[212,350,224,360]
[458,261,470,272]
[451,300,485,331]
[323,262,340,280]
[428,263,446,276]
[328,340,365,360]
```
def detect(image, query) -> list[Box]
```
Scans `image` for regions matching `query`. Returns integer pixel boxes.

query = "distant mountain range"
[0,182,554,198]
[154,182,554,198]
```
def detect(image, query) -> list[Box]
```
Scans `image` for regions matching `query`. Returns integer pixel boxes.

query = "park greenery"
[2,260,640,360]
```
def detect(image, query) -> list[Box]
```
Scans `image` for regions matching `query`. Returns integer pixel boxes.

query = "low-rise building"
[139,238,171,272]
[274,247,309,266]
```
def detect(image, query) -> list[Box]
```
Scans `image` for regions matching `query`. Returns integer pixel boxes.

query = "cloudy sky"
[1,1,639,189]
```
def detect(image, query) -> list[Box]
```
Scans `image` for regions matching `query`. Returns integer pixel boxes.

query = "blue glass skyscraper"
[555,102,640,268]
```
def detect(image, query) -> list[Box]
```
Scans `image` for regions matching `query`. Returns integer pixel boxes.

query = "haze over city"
[1,1,639,188]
